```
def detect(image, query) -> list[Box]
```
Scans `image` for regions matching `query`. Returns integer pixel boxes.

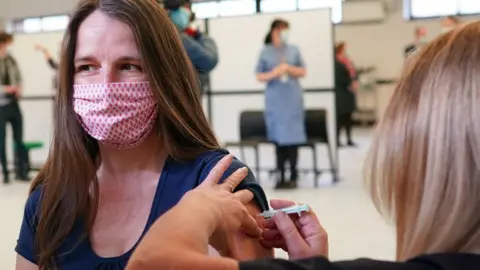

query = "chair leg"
[254,145,260,183]
[326,143,337,183]
[312,145,319,188]
[239,144,246,162]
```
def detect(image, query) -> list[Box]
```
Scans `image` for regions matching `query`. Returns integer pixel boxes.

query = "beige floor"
[0,128,395,268]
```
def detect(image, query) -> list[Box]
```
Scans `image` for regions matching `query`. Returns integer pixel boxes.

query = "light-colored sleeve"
[295,46,306,68]
[255,49,268,74]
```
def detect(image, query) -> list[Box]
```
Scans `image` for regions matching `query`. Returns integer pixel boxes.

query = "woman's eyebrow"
[74,55,96,62]
[117,56,142,62]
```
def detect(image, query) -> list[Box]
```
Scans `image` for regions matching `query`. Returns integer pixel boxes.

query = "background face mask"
[280,30,289,44]
[73,81,158,150]
[170,7,191,31]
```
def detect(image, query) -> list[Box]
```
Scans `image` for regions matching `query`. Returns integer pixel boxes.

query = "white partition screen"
[10,32,64,96]
[208,8,334,92]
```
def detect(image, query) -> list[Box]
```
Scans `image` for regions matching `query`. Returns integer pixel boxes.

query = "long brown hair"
[365,21,480,261]
[30,0,219,268]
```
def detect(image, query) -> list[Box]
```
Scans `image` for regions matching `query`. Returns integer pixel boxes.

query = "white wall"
[335,9,480,80]
[0,0,78,19]
[335,9,480,120]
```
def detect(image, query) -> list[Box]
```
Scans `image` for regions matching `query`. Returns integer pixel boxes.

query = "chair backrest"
[239,111,267,141]
[305,109,328,142]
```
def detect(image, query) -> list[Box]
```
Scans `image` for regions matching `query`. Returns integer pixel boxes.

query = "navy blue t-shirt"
[15,150,268,269]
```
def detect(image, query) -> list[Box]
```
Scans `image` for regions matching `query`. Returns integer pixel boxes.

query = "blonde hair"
[365,21,480,261]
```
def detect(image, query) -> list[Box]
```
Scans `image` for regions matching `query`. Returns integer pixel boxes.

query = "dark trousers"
[275,145,299,183]
[0,102,28,178]
[337,113,353,144]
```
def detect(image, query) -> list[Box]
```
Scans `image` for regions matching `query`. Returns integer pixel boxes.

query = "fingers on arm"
[233,189,254,205]
[222,167,248,192]
[201,155,233,186]
[241,212,262,238]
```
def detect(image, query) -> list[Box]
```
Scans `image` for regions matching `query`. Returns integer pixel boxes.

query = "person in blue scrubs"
[256,19,307,189]
[14,1,269,269]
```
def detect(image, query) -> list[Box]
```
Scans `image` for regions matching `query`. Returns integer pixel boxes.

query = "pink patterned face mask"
[73,81,157,150]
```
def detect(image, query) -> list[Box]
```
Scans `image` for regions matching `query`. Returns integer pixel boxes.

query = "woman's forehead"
[75,10,140,60]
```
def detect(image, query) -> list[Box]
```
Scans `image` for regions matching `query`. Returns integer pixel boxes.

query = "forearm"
[128,245,238,270]
[256,71,279,82]
[127,205,218,269]
[288,66,306,78]
[222,203,274,260]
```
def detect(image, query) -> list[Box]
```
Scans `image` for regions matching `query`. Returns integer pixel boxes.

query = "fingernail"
[241,167,248,174]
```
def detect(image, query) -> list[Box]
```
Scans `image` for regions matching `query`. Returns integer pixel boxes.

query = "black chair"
[225,110,337,187]
[224,111,268,179]
[301,109,337,187]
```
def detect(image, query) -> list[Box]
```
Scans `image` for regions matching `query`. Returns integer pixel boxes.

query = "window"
[192,1,221,19]
[191,0,343,23]
[192,0,256,19]
[458,0,480,14]
[405,0,480,19]
[410,0,456,18]
[298,0,342,24]
[22,18,42,34]
[260,0,297,13]
[219,0,256,17]
[41,15,70,32]
[7,15,70,34]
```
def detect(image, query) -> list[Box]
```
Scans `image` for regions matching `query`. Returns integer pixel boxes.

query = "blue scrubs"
[15,150,268,270]
[256,44,307,146]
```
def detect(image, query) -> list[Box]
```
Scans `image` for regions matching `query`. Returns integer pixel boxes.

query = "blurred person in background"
[334,42,357,147]
[164,0,218,94]
[0,32,29,184]
[441,16,459,33]
[256,19,307,190]
[34,44,59,90]
[405,26,427,57]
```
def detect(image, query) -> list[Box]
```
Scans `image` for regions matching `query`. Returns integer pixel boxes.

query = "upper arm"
[294,47,306,68]
[220,201,273,261]
[15,189,41,267]
[182,34,218,72]
[200,152,268,212]
[222,159,269,212]
[335,62,352,88]
[200,152,272,260]
[10,56,22,83]
[255,50,268,75]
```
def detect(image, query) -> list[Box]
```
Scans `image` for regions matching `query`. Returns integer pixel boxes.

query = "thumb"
[274,211,308,255]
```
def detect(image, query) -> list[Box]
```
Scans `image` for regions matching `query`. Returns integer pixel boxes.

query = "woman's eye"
[122,64,142,71]
[77,65,96,72]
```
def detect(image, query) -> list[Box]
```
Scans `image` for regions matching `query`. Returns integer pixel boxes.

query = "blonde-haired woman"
[125,20,480,270]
